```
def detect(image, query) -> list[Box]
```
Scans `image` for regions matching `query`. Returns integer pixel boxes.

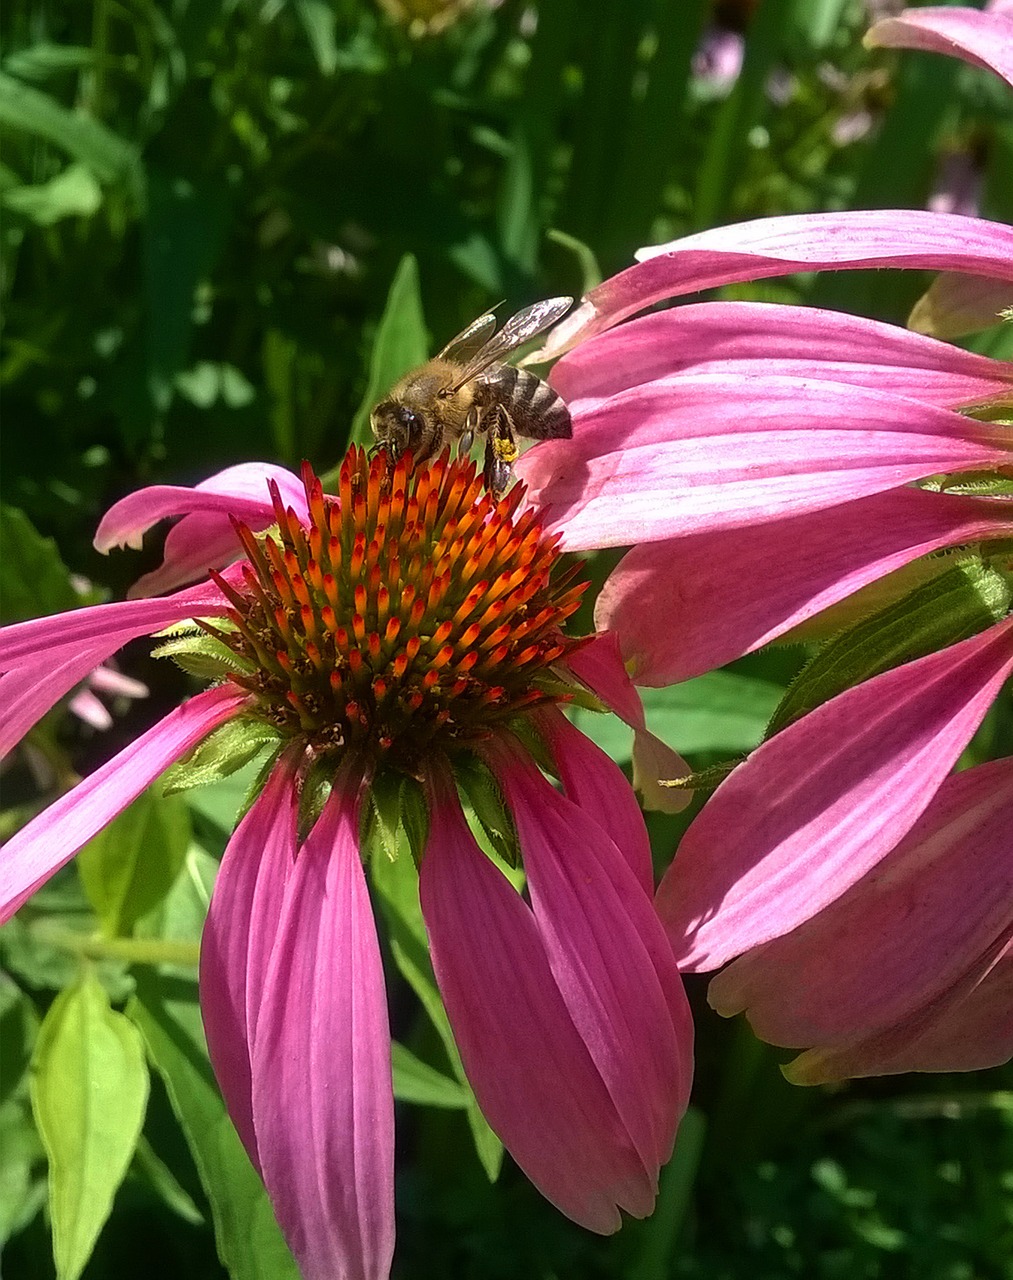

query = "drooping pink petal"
[419,767,657,1232]
[597,488,1013,685]
[530,211,1013,360]
[251,770,394,1280]
[656,616,1013,972]
[565,632,691,810]
[786,937,1013,1084]
[708,759,1013,1050]
[0,578,231,670]
[519,375,1011,549]
[492,739,692,1177]
[866,7,1013,90]
[908,272,1013,339]
[0,684,247,923]
[199,751,300,1173]
[1,640,128,757]
[536,705,654,896]
[95,464,310,599]
[550,302,1013,409]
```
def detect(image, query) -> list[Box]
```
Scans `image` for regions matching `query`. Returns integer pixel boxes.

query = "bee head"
[370,401,430,461]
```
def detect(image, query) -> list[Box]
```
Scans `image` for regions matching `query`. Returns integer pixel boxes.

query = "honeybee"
[370,296,574,496]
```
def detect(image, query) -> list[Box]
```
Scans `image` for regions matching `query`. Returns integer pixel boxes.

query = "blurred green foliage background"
[2,1,1012,1277]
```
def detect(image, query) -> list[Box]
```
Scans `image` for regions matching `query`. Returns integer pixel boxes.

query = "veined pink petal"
[521,375,1011,549]
[657,616,1013,972]
[565,633,691,811]
[0,578,231,670]
[493,740,692,1177]
[536,705,654,895]
[530,212,1013,359]
[847,941,1013,1076]
[708,759,1013,1049]
[787,937,1013,1084]
[0,684,247,923]
[419,767,657,1232]
[251,771,394,1280]
[550,302,1013,410]
[1,640,128,757]
[866,7,1013,90]
[597,488,1013,685]
[909,272,1013,340]
[199,751,300,1173]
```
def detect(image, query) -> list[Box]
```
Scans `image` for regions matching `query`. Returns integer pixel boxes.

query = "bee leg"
[458,429,474,457]
[482,409,519,497]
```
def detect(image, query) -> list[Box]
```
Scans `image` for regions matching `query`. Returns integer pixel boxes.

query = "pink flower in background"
[1,449,692,1279]
[654,615,1013,1077]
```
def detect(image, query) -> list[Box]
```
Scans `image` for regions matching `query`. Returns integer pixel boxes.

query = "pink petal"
[537,705,654,896]
[866,7,1013,90]
[520,375,1010,549]
[1,641,126,757]
[96,464,309,599]
[419,768,656,1232]
[67,688,113,731]
[0,684,247,923]
[493,740,692,1177]
[86,666,149,700]
[551,302,1013,409]
[251,771,394,1280]
[0,578,231,670]
[531,211,1013,359]
[565,633,691,811]
[708,759,1013,1049]
[597,488,1013,685]
[787,937,1013,1083]
[95,463,307,553]
[656,616,1013,972]
[199,752,300,1173]
[908,272,1013,339]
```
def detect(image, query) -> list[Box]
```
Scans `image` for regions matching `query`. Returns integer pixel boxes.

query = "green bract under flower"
[199,447,587,778]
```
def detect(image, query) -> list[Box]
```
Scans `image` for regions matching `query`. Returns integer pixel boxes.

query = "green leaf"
[295,0,339,75]
[31,973,149,1280]
[2,163,102,225]
[767,558,1013,738]
[0,1096,46,1245]
[162,717,278,797]
[391,1041,470,1109]
[641,673,784,753]
[349,254,429,447]
[127,972,300,1280]
[76,786,192,939]
[570,671,783,759]
[0,71,141,194]
[132,1134,205,1226]
[2,44,93,81]
[142,167,230,421]
[370,849,504,1181]
[0,506,78,622]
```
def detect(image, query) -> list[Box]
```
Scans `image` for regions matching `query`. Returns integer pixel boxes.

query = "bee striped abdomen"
[479,364,572,441]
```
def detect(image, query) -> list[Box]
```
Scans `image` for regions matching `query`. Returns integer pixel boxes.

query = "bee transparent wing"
[437,311,498,362]
[448,296,573,389]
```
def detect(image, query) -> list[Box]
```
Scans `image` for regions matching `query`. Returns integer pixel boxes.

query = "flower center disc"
[214,447,587,773]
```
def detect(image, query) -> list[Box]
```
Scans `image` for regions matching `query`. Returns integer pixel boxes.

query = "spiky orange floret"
[206,448,588,772]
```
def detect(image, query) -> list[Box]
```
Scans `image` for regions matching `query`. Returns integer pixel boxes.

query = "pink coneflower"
[1,448,692,1280]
